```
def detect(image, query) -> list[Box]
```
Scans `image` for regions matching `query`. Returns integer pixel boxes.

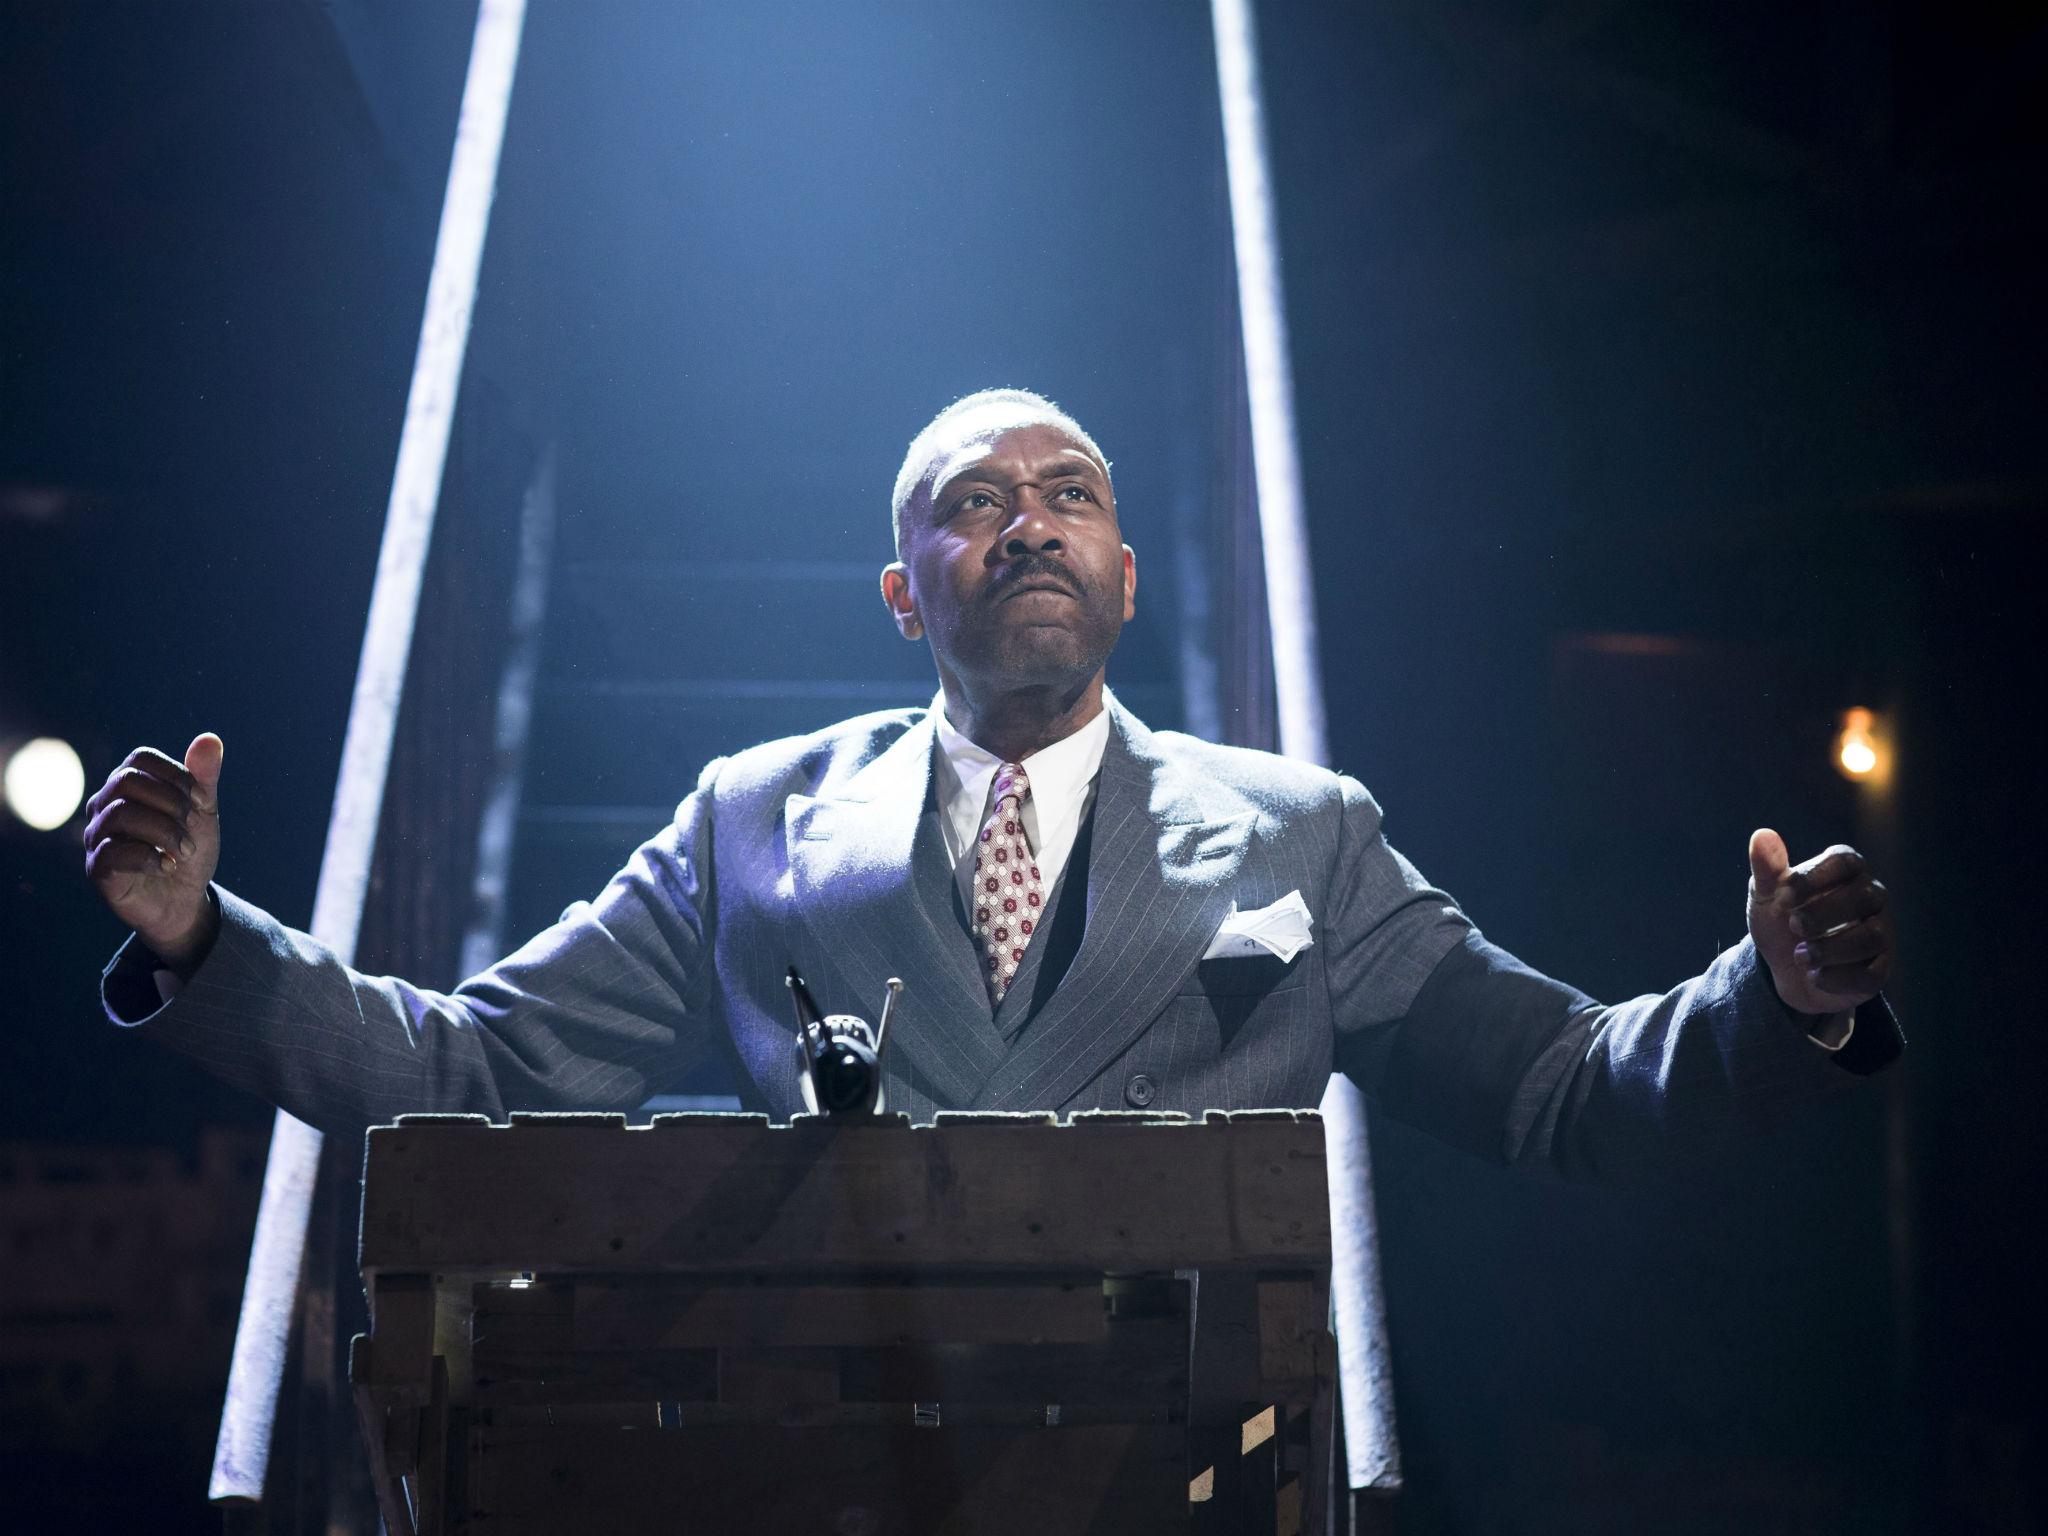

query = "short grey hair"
[890,388,1111,557]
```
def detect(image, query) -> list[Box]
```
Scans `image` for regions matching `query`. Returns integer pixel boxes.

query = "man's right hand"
[84,732,224,974]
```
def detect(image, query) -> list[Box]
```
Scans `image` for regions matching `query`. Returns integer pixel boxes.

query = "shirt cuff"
[1805,1011,1855,1051]
[101,887,217,1024]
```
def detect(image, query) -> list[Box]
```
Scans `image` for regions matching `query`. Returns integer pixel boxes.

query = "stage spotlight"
[3,737,87,829]
[1834,707,1889,784]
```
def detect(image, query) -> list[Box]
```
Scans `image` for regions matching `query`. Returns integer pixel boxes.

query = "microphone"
[786,967,902,1117]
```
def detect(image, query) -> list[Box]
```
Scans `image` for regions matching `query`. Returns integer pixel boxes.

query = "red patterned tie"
[971,761,1046,1005]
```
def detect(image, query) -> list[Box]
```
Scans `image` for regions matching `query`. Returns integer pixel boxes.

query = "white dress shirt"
[930,689,1113,913]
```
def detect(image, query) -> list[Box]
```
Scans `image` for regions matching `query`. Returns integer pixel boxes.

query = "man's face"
[884,420,1136,694]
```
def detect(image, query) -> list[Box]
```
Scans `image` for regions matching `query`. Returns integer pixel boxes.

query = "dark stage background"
[2,2,2041,1531]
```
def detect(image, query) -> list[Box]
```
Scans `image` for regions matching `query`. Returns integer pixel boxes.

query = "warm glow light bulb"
[3,737,87,830]
[1834,707,1887,784]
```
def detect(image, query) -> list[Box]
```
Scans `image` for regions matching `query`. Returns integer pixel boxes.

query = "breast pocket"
[1178,954,1306,997]
[1173,954,1310,1051]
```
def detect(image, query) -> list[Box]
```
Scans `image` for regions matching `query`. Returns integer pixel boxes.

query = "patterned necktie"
[971,761,1046,1005]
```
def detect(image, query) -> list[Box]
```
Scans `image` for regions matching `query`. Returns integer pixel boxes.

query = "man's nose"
[1000,490,1064,555]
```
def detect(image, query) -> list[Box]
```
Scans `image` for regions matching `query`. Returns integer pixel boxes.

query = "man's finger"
[184,733,224,813]
[93,766,191,822]
[1747,828,1791,901]
[83,765,190,845]
[87,835,171,882]
[91,753,195,822]
[1791,878,1887,937]
[86,799,194,859]
[1783,843,1865,904]
[121,746,196,796]
[1798,920,1887,968]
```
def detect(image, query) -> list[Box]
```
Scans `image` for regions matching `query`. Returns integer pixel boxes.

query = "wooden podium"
[351,1109,1336,1534]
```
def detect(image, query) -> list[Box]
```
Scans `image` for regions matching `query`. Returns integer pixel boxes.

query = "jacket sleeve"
[1321,775,1903,1178]
[100,762,728,1139]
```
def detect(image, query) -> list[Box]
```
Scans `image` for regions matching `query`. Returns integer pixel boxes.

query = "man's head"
[882,389,1135,703]
[890,390,1111,558]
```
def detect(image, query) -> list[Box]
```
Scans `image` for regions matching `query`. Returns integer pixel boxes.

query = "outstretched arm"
[1323,777,1902,1179]
[93,736,725,1138]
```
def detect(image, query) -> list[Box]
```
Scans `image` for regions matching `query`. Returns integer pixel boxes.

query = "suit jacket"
[103,697,1900,1172]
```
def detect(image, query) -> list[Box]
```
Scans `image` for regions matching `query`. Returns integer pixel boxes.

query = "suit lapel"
[973,699,1255,1112]
[784,716,1005,1108]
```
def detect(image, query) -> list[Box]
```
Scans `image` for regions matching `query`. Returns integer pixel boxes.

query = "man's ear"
[880,563,923,640]
[1121,545,1137,623]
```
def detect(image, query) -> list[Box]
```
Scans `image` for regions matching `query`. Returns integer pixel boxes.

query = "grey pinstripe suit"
[103,697,1899,1169]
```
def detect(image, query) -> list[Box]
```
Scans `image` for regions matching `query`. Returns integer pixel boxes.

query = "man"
[87,389,1900,1162]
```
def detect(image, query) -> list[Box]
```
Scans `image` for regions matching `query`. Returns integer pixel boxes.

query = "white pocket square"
[1202,889,1315,963]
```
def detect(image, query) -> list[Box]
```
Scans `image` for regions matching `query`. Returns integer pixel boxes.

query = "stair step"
[545,558,915,677]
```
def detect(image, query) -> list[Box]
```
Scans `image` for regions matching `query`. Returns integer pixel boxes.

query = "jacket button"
[1124,1074,1156,1108]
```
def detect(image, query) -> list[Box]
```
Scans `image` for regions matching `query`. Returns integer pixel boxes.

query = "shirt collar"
[929,688,1114,813]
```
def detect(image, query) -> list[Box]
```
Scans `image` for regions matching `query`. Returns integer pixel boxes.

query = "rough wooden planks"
[468,1423,1190,1535]
[355,1110,1335,1532]
[359,1110,1330,1276]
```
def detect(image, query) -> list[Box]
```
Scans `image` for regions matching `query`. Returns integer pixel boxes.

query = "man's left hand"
[1747,829,1894,1019]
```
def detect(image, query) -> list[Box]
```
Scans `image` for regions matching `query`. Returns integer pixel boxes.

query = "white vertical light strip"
[1317,1073,1401,1488]
[208,0,528,1504]
[1210,0,1403,1493]
[1210,0,1326,767]
[310,0,528,963]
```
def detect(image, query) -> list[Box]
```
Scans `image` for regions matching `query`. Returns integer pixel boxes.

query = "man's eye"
[1058,485,1090,501]
[963,492,996,510]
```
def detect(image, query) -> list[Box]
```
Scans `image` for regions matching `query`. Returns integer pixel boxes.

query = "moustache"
[987,555,1083,602]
